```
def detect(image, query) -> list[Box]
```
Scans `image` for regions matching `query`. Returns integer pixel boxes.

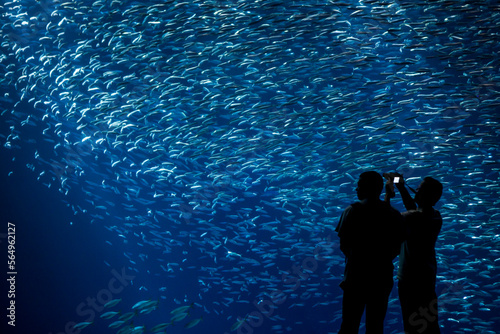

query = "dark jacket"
[336,198,403,287]
[398,209,442,286]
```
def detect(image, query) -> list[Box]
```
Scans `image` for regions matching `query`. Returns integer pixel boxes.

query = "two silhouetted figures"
[336,171,442,334]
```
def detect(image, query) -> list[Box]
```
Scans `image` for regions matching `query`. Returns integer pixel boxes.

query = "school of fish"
[1,0,499,333]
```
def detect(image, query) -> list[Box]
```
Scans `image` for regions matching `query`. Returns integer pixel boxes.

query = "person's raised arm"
[384,182,395,203]
[396,179,417,211]
[383,172,396,203]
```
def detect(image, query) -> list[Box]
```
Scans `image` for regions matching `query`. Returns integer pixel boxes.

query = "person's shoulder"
[401,210,421,220]
[384,203,402,222]
[342,202,360,214]
[350,201,362,209]
[402,209,419,217]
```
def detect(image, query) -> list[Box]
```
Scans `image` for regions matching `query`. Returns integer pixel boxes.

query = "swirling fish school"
[1,0,500,333]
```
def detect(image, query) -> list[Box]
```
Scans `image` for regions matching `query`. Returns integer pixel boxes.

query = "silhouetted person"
[336,171,403,334]
[386,174,443,334]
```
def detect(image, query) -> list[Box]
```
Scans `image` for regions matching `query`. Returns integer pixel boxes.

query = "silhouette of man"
[386,175,443,334]
[336,171,403,334]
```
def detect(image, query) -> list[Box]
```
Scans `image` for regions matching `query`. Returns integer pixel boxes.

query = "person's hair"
[421,176,443,206]
[359,171,384,197]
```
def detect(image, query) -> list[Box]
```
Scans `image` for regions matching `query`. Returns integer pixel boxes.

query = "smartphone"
[393,177,400,184]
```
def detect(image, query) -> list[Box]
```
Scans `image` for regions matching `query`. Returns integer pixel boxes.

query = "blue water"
[1,0,499,333]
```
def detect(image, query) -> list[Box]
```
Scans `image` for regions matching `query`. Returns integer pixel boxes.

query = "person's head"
[356,171,383,200]
[415,177,443,208]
